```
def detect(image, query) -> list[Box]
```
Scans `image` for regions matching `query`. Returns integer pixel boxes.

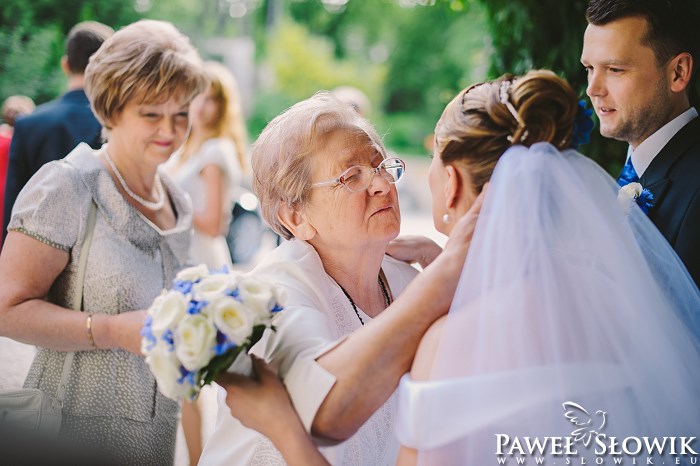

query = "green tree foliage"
[0,0,139,106]
[266,21,385,103]
[279,0,489,155]
[144,0,241,41]
[474,0,627,171]
[380,2,489,153]
[0,26,63,104]
[477,0,588,88]
[247,19,386,137]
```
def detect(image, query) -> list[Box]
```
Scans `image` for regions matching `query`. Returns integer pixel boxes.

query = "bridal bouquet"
[141,265,285,401]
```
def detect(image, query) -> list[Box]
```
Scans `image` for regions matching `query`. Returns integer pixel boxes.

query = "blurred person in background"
[166,61,247,270]
[0,95,36,390]
[0,95,35,244]
[2,21,113,244]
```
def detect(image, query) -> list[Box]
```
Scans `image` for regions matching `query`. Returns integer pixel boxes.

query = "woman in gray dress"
[0,20,207,464]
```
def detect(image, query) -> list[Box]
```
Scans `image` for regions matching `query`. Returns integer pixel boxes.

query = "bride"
[218,70,700,465]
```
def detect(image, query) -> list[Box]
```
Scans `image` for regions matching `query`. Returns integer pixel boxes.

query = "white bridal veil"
[396,143,700,465]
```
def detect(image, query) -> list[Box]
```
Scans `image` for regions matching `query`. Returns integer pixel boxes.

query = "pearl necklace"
[103,146,166,211]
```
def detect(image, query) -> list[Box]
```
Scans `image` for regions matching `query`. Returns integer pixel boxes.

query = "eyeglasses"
[311,157,406,193]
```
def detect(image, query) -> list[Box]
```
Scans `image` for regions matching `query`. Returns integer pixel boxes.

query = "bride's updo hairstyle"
[435,70,578,192]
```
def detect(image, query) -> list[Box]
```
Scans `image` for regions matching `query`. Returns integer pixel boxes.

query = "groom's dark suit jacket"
[2,89,102,242]
[639,112,700,290]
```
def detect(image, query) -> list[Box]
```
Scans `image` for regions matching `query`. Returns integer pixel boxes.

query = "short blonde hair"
[84,19,207,128]
[252,91,385,240]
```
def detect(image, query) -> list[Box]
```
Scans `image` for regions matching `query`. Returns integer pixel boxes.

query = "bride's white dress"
[395,144,700,465]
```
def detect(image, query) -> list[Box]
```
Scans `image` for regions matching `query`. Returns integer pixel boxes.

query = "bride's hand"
[386,236,443,268]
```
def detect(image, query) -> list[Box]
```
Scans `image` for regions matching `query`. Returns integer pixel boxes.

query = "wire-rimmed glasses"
[311,157,406,193]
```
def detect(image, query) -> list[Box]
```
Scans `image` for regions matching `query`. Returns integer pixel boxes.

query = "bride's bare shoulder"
[410,315,447,380]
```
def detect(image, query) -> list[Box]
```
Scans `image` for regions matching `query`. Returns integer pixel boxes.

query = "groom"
[581,0,700,289]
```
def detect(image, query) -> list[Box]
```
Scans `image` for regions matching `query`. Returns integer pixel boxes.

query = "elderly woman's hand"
[218,357,330,466]
[219,357,292,435]
[386,236,443,269]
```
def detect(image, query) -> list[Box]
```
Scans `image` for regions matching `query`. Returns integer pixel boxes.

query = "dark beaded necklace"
[338,272,392,326]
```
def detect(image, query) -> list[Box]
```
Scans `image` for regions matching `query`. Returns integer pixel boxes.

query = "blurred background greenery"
[1,0,638,173]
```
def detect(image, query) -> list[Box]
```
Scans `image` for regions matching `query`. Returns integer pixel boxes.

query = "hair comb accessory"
[499,80,529,143]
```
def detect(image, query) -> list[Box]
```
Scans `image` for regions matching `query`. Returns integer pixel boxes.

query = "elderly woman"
[0,20,207,464]
[200,93,477,465]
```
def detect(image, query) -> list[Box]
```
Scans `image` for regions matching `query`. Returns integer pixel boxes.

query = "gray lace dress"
[8,143,192,465]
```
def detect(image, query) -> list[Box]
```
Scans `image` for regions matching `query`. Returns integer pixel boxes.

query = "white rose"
[208,296,255,346]
[174,314,217,372]
[146,343,191,401]
[149,290,188,337]
[618,182,642,213]
[175,264,210,282]
[192,274,237,304]
[237,276,276,323]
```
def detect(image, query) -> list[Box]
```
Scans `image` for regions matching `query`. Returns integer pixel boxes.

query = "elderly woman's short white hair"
[252,91,386,240]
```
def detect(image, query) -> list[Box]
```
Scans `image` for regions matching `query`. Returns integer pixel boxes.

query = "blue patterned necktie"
[617,157,639,187]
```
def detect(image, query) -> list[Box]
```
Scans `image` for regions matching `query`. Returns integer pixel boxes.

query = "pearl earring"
[442,213,452,224]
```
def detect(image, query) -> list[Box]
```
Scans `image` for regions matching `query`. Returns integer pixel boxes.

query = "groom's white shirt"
[627,106,698,177]
[199,239,418,466]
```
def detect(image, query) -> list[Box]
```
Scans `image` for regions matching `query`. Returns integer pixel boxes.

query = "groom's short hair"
[586,0,699,78]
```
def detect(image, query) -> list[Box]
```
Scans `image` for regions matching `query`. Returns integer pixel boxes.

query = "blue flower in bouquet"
[162,329,175,350]
[214,331,237,356]
[142,265,286,401]
[172,280,193,295]
[570,99,594,149]
[186,300,208,315]
[140,315,157,352]
[178,366,197,387]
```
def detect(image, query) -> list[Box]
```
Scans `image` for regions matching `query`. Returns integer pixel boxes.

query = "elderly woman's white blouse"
[200,238,419,466]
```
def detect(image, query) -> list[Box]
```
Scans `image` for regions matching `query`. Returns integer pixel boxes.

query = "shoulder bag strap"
[54,201,98,403]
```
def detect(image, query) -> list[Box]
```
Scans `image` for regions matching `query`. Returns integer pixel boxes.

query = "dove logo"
[563,402,607,447]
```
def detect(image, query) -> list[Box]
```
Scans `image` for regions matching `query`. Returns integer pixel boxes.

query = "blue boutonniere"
[636,187,655,214]
[570,99,594,149]
[617,182,656,215]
